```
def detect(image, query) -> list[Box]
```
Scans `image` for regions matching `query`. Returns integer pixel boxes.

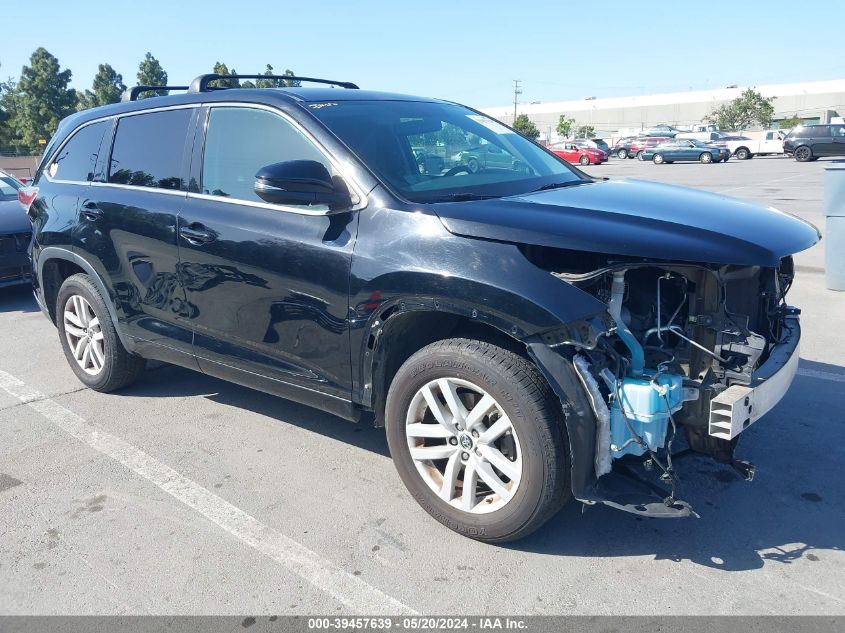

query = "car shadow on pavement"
[507,357,845,571]
[123,363,391,457]
[0,284,38,313]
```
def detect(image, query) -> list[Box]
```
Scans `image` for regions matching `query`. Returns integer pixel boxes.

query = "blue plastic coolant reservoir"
[609,373,684,458]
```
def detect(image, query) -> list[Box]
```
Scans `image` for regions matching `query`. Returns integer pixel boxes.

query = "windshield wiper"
[532,179,592,192]
[429,192,500,202]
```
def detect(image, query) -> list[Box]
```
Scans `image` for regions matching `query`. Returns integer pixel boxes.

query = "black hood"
[432,178,820,267]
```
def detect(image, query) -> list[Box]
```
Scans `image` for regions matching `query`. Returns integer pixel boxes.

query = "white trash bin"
[824,162,845,291]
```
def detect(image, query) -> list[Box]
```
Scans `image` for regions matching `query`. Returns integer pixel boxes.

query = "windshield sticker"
[467,115,513,134]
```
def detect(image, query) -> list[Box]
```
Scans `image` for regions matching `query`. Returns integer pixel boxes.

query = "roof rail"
[121,85,190,102]
[188,74,359,93]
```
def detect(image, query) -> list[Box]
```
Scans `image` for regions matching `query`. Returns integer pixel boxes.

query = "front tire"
[653,153,664,164]
[385,339,570,542]
[616,148,628,159]
[579,155,590,166]
[467,157,480,173]
[699,152,713,164]
[56,273,146,392]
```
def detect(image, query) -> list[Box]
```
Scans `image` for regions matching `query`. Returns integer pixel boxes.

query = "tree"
[778,113,803,129]
[707,88,775,131]
[255,64,299,88]
[512,114,540,140]
[210,62,240,88]
[7,48,76,152]
[556,114,575,138]
[136,52,168,98]
[78,63,126,110]
[575,125,596,139]
[0,64,13,150]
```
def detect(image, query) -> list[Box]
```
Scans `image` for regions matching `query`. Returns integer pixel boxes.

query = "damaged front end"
[527,251,801,518]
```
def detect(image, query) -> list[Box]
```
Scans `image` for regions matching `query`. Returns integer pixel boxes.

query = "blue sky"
[2,0,843,108]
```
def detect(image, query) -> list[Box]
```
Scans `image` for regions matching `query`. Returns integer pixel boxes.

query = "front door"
[178,105,357,401]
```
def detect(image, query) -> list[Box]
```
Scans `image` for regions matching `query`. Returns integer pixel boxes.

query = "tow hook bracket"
[731,459,756,481]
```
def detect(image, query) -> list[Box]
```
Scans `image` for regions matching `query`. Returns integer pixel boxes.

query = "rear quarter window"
[47,121,110,183]
[794,126,830,138]
[108,109,193,190]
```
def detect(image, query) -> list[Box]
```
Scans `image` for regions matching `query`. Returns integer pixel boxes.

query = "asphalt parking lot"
[1,156,844,616]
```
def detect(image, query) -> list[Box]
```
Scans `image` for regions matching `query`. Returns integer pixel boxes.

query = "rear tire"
[579,155,590,166]
[636,151,644,160]
[794,146,812,162]
[617,148,628,159]
[735,147,750,160]
[56,273,146,392]
[385,338,571,542]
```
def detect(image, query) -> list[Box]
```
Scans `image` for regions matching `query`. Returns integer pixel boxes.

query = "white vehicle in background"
[724,130,785,160]
[675,131,730,143]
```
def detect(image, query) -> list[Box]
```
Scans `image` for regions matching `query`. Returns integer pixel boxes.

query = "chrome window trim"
[42,103,201,187]
[197,102,368,217]
[90,181,187,197]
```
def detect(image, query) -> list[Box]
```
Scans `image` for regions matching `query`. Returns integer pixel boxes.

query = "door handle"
[179,224,216,245]
[80,201,103,221]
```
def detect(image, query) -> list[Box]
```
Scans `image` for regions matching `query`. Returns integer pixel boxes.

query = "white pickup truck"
[725,130,785,160]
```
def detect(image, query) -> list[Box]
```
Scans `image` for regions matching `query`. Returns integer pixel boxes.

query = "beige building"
[481,78,845,142]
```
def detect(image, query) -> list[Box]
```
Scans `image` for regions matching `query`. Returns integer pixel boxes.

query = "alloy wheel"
[405,377,523,514]
[63,294,105,375]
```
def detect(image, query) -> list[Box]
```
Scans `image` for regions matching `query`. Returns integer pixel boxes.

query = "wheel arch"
[365,305,532,427]
[37,247,132,349]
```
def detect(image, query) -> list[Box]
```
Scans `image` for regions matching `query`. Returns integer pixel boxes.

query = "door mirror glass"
[254,160,352,211]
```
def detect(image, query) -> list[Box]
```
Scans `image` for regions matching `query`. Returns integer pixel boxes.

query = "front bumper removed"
[526,315,802,519]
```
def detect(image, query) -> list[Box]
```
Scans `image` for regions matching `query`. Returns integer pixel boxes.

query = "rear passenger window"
[108,109,192,190]
[49,121,110,183]
[201,107,335,207]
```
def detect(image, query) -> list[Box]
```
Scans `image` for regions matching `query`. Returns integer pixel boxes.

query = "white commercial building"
[481,78,845,142]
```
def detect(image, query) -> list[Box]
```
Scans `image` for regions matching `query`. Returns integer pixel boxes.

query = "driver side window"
[202,107,337,208]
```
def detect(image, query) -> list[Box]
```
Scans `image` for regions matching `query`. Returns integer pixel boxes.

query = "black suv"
[783,123,845,161]
[24,74,818,541]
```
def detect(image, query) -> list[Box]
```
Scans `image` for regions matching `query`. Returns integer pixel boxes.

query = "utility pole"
[512,79,522,123]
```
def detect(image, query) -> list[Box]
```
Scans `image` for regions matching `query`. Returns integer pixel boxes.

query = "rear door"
[178,104,358,402]
[75,106,198,361]
[810,126,833,155]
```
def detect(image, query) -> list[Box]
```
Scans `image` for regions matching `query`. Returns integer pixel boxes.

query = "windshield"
[0,176,23,200]
[309,100,583,203]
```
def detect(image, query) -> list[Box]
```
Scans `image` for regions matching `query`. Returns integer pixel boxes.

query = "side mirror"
[254,160,352,211]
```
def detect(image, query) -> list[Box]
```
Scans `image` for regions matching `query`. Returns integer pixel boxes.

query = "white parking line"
[0,368,416,616]
[797,368,845,384]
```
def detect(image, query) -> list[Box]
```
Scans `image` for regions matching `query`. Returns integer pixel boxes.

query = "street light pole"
[513,79,521,123]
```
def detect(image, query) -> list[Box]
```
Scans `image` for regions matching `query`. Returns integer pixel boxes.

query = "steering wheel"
[444,165,472,177]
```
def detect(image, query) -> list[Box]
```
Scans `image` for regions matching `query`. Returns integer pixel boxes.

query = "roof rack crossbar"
[122,85,190,102]
[188,74,359,93]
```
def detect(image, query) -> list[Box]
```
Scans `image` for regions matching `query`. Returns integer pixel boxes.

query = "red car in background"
[548,141,607,166]
[628,136,672,159]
